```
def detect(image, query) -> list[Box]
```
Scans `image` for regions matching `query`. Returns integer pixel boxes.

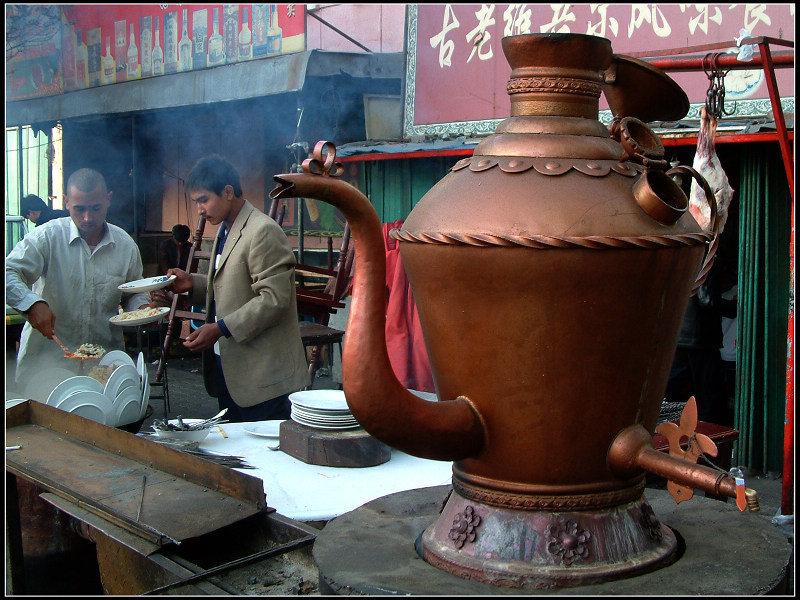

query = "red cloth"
[383,220,435,392]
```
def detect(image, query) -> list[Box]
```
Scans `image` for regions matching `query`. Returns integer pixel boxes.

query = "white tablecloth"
[196,422,454,522]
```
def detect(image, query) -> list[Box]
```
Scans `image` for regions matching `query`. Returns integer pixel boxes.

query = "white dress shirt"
[6,216,150,385]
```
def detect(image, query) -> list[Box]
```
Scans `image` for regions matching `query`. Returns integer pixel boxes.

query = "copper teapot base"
[418,487,678,589]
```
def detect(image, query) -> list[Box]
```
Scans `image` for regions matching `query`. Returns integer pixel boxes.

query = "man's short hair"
[185,155,243,197]
[20,194,47,217]
[66,168,108,195]
[172,224,191,242]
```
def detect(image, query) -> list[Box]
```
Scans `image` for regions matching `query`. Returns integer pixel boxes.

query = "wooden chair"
[152,215,211,416]
[269,197,351,388]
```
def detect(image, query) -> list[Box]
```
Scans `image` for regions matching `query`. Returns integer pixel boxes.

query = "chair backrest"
[269,197,353,326]
[295,224,352,326]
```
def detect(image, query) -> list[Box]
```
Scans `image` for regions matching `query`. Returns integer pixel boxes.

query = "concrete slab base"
[314,485,792,595]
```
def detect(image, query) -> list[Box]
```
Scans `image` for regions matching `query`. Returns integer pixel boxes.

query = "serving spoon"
[51,335,101,360]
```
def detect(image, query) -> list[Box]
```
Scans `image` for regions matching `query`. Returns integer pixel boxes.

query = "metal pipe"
[641,50,794,72]
[307,10,372,53]
[608,424,748,504]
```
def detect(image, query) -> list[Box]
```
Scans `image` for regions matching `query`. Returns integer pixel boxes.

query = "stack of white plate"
[40,352,149,427]
[289,389,360,430]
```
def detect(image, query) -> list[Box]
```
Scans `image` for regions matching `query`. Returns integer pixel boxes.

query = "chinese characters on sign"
[413,4,794,132]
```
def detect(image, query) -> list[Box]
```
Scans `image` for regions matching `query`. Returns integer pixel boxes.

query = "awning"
[5,50,404,128]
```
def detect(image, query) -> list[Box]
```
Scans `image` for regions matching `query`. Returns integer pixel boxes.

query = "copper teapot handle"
[666,165,719,292]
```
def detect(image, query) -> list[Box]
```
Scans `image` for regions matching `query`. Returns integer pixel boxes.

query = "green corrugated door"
[734,142,792,473]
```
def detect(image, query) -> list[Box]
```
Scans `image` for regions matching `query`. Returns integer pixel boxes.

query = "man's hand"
[183,322,223,352]
[25,301,56,338]
[167,268,194,294]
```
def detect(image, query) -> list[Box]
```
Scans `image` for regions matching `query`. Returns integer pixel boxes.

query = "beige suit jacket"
[191,201,309,406]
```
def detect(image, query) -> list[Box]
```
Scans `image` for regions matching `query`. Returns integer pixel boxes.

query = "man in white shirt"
[6,168,150,388]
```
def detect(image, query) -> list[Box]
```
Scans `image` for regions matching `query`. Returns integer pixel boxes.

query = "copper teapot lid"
[602,54,690,123]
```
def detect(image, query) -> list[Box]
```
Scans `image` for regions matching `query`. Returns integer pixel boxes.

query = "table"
[195,422,454,522]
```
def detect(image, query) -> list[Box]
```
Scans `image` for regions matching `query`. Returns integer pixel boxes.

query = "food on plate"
[73,343,106,359]
[88,364,118,385]
[114,307,167,321]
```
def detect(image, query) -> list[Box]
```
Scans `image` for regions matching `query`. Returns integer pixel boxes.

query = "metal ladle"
[51,335,101,361]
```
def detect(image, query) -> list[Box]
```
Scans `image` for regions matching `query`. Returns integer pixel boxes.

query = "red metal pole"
[642,50,794,72]
[781,152,795,517]
[757,42,794,198]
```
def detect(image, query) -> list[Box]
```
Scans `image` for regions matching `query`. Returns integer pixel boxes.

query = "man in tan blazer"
[167,155,309,422]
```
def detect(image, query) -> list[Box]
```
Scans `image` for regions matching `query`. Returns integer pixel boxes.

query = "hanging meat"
[690,106,735,233]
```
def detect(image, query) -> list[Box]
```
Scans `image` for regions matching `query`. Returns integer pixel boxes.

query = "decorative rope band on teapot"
[389,230,713,250]
[507,76,602,98]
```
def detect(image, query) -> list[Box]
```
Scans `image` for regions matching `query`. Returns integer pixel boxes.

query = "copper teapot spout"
[271,144,485,461]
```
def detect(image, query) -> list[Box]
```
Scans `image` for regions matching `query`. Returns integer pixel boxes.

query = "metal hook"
[702,53,736,118]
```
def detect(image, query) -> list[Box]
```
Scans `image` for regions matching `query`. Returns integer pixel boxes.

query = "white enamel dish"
[288,389,349,412]
[104,365,140,400]
[99,350,136,369]
[110,306,170,327]
[114,387,144,426]
[56,391,113,425]
[118,275,176,293]
[139,368,150,420]
[47,375,104,407]
[242,421,284,438]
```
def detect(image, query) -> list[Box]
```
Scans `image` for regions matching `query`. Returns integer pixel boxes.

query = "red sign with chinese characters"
[409,4,794,132]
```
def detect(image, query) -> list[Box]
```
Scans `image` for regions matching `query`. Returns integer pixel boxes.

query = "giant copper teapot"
[272,33,745,588]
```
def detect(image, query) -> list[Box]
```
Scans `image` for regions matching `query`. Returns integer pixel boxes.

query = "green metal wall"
[734,143,792,473]
[357,156,462,223]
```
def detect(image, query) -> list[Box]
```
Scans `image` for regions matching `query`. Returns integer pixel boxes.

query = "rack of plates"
[34,352,150,429]
[289,390,360,430]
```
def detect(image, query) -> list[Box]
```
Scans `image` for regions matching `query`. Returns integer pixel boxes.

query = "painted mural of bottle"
[207,7,225,66]
[127,24,139,79]
[223,4,239,64]
[239,6,253,61]
[191,8,207,70]
[266,4,282,56]
[164,12,178,74]
[75,30,88,89]
[152,17,164,76]
[115,20,127,82]
[62,23,78,92]
[140,16,152,77]
[103,37,115,85]
[252,4,268,57]
[178,9,192,72]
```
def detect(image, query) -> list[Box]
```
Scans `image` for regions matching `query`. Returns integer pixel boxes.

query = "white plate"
[139,369,150,420]
[288,389,349,412]
[242,421,284,438]
[118,275,176,293]
[290,408,357,424]
[99,350,136,369]
[291,415,360,430]
[114,387,144,426]
[136,352,145,380]
[47,376,104,407]
[24,367,76,403]
[104,365,140,401]
[110,306,170,327]
[6,399,27,409]
[56,391,113,425]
